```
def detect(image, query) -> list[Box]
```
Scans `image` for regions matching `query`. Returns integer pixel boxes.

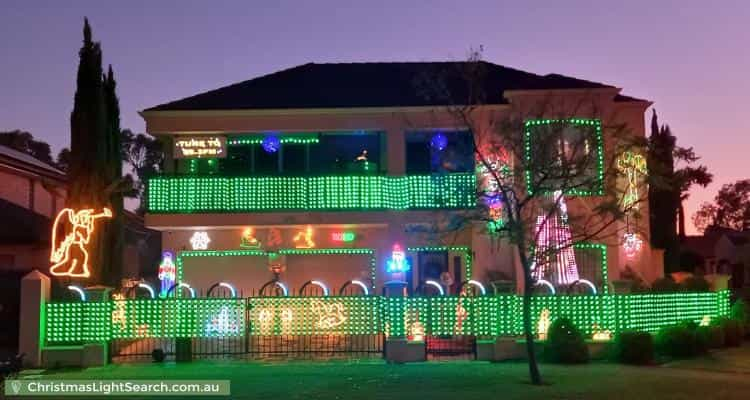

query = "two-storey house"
[140,61,658,297]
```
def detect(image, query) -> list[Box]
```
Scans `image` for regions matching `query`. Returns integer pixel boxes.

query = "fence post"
[19,270,50,368]
[82,286,111,367]
[383,281,425,363]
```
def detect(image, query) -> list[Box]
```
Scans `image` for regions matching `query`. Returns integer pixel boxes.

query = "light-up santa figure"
[158,251,176,297]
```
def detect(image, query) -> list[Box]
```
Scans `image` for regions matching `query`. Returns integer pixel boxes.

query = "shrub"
[656,323,704,358]
[543,317,589,364]
[151,349,165,362]
[731,299,748,324]
[651,277,680,293]
[613,331,653,365]
[680,276,710,292]
[697,324,725,348]
[720,318,745,347]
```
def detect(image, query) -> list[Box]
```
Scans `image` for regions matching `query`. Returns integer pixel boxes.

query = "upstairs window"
[406,130,474,174]
[308,131,383,175]
[524,119,604,196]
[181,131,383,176]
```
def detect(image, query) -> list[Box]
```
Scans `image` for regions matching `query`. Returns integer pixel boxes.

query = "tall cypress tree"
[647,110,680,272]
[68,18,122,285]
[103,65,124,286]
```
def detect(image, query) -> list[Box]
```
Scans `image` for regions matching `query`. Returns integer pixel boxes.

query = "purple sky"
[2,1,748,233]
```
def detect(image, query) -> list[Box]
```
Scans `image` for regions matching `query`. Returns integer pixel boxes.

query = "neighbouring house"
[681,226,750,289]
[0,145,67,271]
[0,143,160,278]
[140,61,658,297]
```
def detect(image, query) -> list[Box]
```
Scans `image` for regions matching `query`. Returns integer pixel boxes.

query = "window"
[254,145,279,174]
[406,130,474,174]
[220,145,252,175]
[308,131,383,174]
[179,131,383,176]
[524,119,603,195]
[282,145,306,173]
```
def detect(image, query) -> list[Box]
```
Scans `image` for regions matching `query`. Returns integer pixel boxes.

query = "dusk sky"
[1,1,748,233]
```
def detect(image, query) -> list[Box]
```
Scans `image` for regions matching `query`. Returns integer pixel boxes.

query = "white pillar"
[19,270,50,368]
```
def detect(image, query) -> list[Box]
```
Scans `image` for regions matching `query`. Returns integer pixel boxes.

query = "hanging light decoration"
[261,134,281,153]
[430,132,448,151]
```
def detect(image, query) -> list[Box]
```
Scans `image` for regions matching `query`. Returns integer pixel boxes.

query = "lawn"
[18,352,750,400]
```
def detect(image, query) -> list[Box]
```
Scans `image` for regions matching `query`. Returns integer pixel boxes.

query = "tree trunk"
[518,248,542,385]
[523,271,542,384]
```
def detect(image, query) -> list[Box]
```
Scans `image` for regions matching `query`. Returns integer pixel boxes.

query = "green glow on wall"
[147,174,476,213]
[175,248,377,291]
[44,290,730,344]
[524,118,605,196]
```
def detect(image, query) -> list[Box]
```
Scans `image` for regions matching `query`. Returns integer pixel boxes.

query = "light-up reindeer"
[50,207,112,278]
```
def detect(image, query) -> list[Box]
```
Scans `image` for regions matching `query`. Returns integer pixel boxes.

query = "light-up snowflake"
[190,231,211,250]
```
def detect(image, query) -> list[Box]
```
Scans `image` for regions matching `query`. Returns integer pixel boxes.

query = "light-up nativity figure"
[158,251,176,297]
[531,190,580,286]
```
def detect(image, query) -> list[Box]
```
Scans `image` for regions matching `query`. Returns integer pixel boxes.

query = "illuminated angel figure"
[50,207,112,278]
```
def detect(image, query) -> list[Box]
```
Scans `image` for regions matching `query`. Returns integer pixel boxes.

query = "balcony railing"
[147,173,477,213]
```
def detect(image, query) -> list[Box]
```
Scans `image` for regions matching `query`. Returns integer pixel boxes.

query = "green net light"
[148,174,476,213]
[44,291,731,343]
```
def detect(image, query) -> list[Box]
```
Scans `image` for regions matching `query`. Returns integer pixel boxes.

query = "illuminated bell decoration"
[190,231,211,250]
[623,233,643,259]
[386,244,411,273]
[430,132,448,151]
[50,207,112,278]
[261,134,281,153]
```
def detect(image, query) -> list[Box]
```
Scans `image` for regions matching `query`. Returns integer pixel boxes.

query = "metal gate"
[111,291,383,361]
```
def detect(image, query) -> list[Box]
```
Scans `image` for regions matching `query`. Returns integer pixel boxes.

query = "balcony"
[147,173,477,213]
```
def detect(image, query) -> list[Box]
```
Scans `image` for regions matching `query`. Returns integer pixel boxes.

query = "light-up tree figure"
[531,191,579,285]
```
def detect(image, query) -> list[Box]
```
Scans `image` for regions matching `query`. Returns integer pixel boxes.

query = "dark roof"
[0,145,66,180]
[0,198,51,245]
[145,61,646,112]
[681,235,719,259]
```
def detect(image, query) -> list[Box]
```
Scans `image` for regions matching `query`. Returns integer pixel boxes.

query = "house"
[0,143,161,278]
[139,61,658,297]
[0,144,67,271]
[681,226,750,290]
